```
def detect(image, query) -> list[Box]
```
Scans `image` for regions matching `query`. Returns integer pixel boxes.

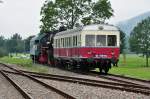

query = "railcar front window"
[108,35,117,46]
[86,35,95,46]
[96,35,106,46]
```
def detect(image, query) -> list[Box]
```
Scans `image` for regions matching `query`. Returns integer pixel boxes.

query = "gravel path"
[38,78,150,99]
[0,73,25,99]
[7,73,66,99]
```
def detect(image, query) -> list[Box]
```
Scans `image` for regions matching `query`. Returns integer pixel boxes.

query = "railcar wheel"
[104,67,109,74]
[99,67,103,73]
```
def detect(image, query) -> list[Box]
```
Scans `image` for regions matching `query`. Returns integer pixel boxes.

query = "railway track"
[0,63,76,99]
[0,71,33,99]
[108,73,150,83]
[5,69,150,95]
[0,63,150,96]
[89,71,150,87]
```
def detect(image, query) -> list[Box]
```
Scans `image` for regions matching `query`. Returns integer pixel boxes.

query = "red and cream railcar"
[53,24,120,73]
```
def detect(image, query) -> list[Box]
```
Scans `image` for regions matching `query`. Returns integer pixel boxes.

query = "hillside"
[117,11,150,35]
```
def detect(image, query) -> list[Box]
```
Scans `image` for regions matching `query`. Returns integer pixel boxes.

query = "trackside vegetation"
[0,54,150,80]
[109,54,150,80]
[0,56,49,73]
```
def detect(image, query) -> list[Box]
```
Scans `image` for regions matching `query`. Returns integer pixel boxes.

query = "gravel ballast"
[2,63,150,99]
[7,73,66,99]
[37,78,150,99]
[0,73,25,99]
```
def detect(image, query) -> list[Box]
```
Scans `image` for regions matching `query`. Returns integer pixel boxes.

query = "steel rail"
[89,71,148,86]
[1,63,150,96]
[20,70,149,88]
[0,63,76,99]
[0,70,33,99]
[4,70,150,96]
[108,73,150,83]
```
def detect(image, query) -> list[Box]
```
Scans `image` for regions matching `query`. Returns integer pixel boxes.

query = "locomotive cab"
[30,33,50,64]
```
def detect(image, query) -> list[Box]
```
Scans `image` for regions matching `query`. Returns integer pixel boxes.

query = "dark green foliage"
[0,47,8,57]
[40,1,58,33]
[40,0,114,32]
[119,30,126,53]
[24,35,35,52]
[6,33,24,53]
[0,33,26,57]
[92,0,113,23]
[129,17,150,66]
[0,36,8,57]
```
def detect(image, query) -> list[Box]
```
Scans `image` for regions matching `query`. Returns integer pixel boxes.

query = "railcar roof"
[55,24,119,36]
[83,24,119,31]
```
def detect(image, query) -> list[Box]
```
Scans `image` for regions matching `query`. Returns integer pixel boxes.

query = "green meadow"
[109,54,150,80]
[0,56,49,73]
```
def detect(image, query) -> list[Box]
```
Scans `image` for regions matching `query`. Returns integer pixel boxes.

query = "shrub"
[0,47,8,57]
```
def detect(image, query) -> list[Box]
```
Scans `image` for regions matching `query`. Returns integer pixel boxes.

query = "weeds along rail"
[0,63,76,99]
[5,70,150,96]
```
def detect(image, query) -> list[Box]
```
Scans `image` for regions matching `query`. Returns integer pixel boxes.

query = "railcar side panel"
[54,47,119,60]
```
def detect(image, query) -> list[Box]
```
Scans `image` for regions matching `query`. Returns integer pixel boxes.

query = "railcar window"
[107,35,117,46]
[73,36,77,47]
[68,37,71,47]
[61,38,63,48]
[54,39,57,48]
[77,35,81,46]
[96,35,106,46]
[64,38,67,47]
[66,37,69,47]
[86,35,95,46]
[63,38,65,47]
[58,39,60,48]
[56,39,58,48]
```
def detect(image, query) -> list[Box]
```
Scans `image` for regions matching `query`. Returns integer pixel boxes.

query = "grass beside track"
[109,54,150,80]
[0,54,150,80]
[0,57,49,73]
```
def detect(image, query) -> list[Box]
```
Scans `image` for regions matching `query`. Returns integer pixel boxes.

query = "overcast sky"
[0,0,150,39]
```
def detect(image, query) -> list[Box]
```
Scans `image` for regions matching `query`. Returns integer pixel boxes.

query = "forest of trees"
[0,33,34,57]
[129,17,150,66]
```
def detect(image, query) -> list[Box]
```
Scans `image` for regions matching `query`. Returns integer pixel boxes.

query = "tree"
[24,35,35,52]
[119,30,126,53]
[6,33,24,53]
[0,36,5,47]
[40,1,58,33]
[0,36,8,57]
[40,0,113,31]
[129,17,150,67]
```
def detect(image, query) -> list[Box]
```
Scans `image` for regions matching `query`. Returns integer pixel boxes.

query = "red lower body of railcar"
[54,47,119,73]
[54,47,120,59]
